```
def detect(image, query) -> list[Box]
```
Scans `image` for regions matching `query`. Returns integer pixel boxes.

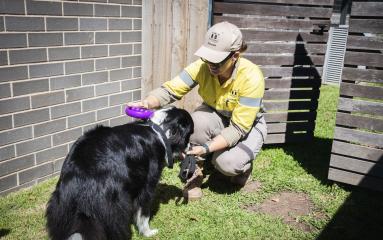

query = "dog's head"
[150,107,194,161]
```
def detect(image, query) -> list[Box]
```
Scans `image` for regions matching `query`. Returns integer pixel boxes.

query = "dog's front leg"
[134,208,158,237]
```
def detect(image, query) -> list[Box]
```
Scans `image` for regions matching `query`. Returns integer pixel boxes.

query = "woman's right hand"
[127,96,161,109]
[127,99,149,109]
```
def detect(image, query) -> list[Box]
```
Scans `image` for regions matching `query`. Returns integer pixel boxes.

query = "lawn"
[1,85,383,240]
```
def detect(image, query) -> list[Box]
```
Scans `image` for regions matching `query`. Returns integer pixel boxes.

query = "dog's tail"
[46,187,101,239]
[46,183,133,240]
[70,213,107,240]
[46,194,107,240]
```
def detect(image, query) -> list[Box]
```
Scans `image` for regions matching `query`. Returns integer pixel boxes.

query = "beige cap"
[195,21,242,63]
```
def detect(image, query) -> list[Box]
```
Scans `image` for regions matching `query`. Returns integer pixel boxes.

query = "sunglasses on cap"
[201,52,235,68]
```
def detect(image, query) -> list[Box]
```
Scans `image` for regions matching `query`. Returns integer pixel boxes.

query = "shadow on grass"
[196,156,247,194]
[316,185,383,239]
[0,229,10,237]
[203,170,242,195]
[274,137,334,186]
[151,183,183,217]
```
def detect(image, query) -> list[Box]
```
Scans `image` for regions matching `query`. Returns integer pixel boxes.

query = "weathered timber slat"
[351,2,383,17]
[346,35,383,51]
[247,43,327,55]
[338,97,383,116]
[340,83,383,100]
[334,127,383,148]
[264,112,316,122]
[344,52,383,68]
[264,100,318,111]
[265,79,321,88]
[267,122,314,133]
[336,112,383,132]
[328,168,383,191]
[349,19,383,34]
[330,154,383,178]
[245,55,325,66]
[264,89,320,100]
[214,15,329,31]
[218,0,334,6]
[265,132,313,144]
[342,68,383,83]
[243,30,329,42]
[332,140,383,162]
[214,2,332,18]
[262,67,323,78]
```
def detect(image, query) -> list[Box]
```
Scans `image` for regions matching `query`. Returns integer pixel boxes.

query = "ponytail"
[239,41,247,53]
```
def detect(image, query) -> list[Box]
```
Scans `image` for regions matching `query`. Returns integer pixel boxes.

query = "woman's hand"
[127,99,149,109]
[186,145,207,156]
[127,96,161,109]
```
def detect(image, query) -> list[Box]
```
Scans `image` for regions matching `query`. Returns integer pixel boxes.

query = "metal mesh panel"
[322,25,349,85]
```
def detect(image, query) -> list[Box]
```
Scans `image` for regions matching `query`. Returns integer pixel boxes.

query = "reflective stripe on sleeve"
[179,70,198,88]
[239,97,262,107]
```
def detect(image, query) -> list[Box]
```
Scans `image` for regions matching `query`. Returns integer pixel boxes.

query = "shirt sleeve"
[148,87,178,107]
[148,60,201,106]
[227,67,265,145]
[220,122,246,147]
[162,70,197,99]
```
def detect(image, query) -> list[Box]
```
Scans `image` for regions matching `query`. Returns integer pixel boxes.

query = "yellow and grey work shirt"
[149,57,265,146]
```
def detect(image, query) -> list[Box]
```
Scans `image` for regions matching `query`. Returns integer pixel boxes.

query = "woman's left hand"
[186,146,207,156]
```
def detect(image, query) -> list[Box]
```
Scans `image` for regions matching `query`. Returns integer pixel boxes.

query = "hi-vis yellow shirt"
[151,57,264,146]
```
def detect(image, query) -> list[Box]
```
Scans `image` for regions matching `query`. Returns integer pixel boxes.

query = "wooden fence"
[328,1,383,191]
[213,0,334,144]
[142,0,209,111]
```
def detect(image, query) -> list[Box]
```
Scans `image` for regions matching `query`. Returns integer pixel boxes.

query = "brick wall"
[0,0,142,196]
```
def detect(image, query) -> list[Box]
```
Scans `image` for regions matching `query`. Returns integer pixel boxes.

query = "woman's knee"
[212,147,254,176]
[190,112,209,144]
[190,111,220,145]
[191,111,209,130]
[213,154,240,176]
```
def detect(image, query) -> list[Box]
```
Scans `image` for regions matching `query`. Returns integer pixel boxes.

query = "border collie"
[46,107,194,240]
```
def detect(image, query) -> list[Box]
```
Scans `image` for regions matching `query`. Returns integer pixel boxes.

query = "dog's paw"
[142,228,158,237]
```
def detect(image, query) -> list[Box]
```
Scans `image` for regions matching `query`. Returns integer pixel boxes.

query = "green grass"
[1,85,383,240]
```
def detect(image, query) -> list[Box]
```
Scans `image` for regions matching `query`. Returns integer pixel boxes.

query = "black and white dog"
[46,107,194,240]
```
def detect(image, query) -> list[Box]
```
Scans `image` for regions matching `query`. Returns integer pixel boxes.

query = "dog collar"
[148,121,174,168]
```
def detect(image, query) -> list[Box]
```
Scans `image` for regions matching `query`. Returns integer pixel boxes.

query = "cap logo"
[207,32,219,46]
[210,32,218,40]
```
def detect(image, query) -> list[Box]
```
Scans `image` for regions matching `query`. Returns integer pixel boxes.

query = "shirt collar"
[221,57,240,88]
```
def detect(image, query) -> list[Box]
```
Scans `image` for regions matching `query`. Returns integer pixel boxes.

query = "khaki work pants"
[190,104,267,177]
